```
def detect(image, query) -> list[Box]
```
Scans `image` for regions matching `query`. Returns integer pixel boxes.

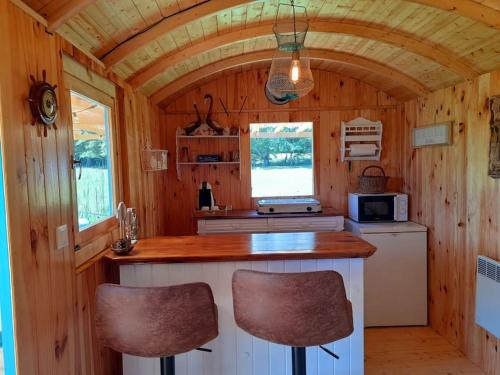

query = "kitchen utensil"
[116,201,127,239]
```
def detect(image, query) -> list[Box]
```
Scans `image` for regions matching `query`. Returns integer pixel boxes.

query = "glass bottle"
[126,208,138,242]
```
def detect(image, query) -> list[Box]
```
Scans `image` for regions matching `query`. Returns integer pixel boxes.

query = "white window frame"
[65,74,121,249]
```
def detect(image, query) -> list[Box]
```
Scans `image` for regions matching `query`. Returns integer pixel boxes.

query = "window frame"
[65,74,121,248]
[249,121,316,199]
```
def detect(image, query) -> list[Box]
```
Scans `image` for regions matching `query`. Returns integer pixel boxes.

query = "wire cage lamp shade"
[266,1,314,101]
[266,48,314,100]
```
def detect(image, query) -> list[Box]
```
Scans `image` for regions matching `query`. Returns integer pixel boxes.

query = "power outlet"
[56,225,69,250]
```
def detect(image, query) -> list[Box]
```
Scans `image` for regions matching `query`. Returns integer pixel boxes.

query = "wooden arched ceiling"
[149,48,431,105]
[126,20,478,89]
[139,34,459,97]
[21,0,500,103]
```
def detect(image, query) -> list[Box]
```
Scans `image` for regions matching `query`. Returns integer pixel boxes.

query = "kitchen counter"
[104,231,375,264]
[193,207,343,220]
[112,231,375,375]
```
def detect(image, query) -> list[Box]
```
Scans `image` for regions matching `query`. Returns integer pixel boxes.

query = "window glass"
[70,91,114,230]
[250,122,314,197]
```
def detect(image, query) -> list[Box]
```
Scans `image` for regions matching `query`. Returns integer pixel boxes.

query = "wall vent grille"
[477,256,500,283]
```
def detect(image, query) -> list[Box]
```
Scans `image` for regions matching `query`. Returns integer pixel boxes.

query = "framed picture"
[412,122,453,148]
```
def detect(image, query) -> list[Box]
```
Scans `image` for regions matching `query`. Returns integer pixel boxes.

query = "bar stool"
[232,270,353,375]
[95,282,218,375]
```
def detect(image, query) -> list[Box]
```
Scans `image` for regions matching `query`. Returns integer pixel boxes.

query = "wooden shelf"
[178,161,240,165]
[175,127,241,180]
[177,135,239,139]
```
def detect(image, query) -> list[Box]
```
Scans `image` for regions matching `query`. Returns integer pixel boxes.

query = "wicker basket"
[358,165,389,193]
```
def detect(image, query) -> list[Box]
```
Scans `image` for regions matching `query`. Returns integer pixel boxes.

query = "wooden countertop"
[193,208,344,220]
[104,231,376,264]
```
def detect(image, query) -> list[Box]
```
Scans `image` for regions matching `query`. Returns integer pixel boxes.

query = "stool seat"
[232,270,353,347]
[232,270,353,375]
[95,283,218,358]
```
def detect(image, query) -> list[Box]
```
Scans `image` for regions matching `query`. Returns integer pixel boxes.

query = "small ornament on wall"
[489,96,500,179]
[26,70,58,137]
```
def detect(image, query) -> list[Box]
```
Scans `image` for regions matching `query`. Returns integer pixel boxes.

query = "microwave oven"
[348,193,408,222]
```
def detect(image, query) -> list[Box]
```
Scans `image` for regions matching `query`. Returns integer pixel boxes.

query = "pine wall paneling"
[0,3,78,374]
[401,70,500,375]
[162,68,404,235]
[0,2,165,374]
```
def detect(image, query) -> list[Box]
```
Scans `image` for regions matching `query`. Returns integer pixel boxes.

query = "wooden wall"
[0,3,78,373]
[162,68,403,234]
[0,1,165,374]
[401,70,500,375]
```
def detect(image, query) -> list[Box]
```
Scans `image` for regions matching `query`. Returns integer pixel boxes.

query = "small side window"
[70,90,116,234]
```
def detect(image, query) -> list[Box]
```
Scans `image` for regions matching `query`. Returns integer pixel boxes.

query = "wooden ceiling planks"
[46,0,97,32]
[100,0,256,67]
[139,33,460,98]
[16,0,500,101]
[149,48,432,106]
[410,0,500,29]
[125,20,478,90]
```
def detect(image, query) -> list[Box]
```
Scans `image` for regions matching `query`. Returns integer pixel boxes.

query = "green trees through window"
[70,91,114,230]
[250,122,314,197]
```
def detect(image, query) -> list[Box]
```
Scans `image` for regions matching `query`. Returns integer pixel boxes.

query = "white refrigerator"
[345,220,428,327]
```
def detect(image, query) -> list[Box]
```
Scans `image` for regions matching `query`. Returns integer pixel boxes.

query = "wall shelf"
[341,117,383,161]
[176,128,241,180]
[178,162,241,165]
[176,135,240,139]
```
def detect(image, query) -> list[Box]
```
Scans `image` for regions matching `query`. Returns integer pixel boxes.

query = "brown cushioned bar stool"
[232,270,353,375]
[95,282,218,375]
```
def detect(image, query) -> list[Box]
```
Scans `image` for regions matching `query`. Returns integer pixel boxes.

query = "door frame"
[0,144,17,375]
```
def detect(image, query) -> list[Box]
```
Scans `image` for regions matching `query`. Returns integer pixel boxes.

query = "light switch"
[56,225,69,250]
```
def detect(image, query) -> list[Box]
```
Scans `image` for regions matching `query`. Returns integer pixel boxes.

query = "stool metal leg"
[160,356,175,375]
[292,347,306,375]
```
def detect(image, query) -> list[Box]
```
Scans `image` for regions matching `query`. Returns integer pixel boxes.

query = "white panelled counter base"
[106,232,376,375]
[121,259,363,375]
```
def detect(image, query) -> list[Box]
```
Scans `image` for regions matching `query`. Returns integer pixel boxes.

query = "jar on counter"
[126,208,138,241]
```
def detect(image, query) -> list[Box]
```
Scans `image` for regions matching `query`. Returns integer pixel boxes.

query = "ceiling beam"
[408,0,500,30]
[150,49,432,106]
[100,0,256,68]
[46,0,97,33]
[128,20,478,89]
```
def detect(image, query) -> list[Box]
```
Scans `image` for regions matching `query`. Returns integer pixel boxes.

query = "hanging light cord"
[291,0,297,46]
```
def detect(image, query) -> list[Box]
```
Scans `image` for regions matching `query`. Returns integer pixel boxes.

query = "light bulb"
[290,51,300,83]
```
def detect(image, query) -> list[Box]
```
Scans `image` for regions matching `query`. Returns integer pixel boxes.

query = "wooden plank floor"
[365,327,486,375]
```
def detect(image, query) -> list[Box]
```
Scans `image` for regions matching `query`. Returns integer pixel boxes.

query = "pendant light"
[266,0,314,102]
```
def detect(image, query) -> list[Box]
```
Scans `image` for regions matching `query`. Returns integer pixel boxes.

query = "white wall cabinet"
[197,216,344,235]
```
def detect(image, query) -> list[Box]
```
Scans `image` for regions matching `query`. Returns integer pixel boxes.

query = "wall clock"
[27,70,58,137]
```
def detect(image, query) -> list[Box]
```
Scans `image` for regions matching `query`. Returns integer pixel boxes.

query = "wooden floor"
[365,327,486,375]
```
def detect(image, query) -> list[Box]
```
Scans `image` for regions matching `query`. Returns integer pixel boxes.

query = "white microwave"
[348,193,408,222]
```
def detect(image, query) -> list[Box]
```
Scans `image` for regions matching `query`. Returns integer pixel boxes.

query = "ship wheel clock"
[27,70,58,137]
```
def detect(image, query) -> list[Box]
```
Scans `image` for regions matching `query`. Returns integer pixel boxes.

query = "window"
[250,122,314,197]
[70,91,115,231]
